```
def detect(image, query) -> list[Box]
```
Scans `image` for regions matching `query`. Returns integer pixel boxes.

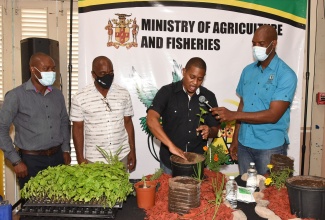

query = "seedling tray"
[18,198,122,219]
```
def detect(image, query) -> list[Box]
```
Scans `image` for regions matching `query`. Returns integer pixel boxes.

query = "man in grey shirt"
[0,52,71,189]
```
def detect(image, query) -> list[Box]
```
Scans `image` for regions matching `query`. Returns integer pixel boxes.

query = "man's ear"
[182,68,185,77]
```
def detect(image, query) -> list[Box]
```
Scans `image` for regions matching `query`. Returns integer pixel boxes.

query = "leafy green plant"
[264,164,294,190]
[196,107,208,136]
[140,168,163,188]
[21,146,133,208]
[196,107,208,126]
[203,143,229,172]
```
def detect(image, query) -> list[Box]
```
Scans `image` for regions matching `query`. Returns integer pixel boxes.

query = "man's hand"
[229,141,238,161]
[13,162,28,178]
[169,146,187,161]
[77,157,89,164]
[210,107,236,122]
[63,152,71,165]
[196,125,210,140]
[127,150,136,172]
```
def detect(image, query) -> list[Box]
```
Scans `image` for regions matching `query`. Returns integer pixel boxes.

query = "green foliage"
[265,164,294,190]
[192,160,203,182]
[210,175,225,219]
[196,107,208,126]
[149,168,163,181]
[21,147,133,208]
[203,144,229,172]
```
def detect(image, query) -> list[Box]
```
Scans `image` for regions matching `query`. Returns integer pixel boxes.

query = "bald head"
[254,25,277,42]
[29,52,54,67]
[92,56,112,71]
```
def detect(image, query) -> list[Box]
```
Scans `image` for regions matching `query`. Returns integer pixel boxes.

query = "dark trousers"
[19,150,64,189]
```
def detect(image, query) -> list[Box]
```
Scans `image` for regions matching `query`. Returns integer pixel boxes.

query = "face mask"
[34,67,56,86]
[95,73,114,89]
[253,41,273,61]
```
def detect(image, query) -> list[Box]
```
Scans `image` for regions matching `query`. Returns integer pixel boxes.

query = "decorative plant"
[264,164,294,190]
[211,175,225,219]
[196,107,208,136]
[203,143,229,172]
[193,158,204,181]
[140,168,163,188]
[20,146,133,208]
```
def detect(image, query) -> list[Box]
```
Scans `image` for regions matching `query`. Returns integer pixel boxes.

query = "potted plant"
[285,175,325,219]
[134,169,163,209]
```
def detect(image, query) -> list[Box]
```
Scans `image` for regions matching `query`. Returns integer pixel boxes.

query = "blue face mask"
[34,67,56,86]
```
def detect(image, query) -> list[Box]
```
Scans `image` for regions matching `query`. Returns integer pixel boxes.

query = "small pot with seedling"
[134,169,163,209]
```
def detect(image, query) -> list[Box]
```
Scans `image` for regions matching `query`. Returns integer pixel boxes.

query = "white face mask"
[253,41,273,61]
[34,67,56,86]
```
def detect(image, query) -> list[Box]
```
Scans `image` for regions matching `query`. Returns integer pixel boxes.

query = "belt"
[20,145,61,156]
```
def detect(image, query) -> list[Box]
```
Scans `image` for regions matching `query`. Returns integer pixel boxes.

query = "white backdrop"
[78,3,305,178]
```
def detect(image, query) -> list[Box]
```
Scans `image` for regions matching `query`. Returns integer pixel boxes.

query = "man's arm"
[228,98,244,161]
[0,91,28,178]
[211,100,290,124]
[60,97,71,164]
[72,121,86,164]
[146,109,186,160]
[124,116,136,171]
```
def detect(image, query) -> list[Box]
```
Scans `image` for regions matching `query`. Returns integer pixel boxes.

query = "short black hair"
[185,57,206,71]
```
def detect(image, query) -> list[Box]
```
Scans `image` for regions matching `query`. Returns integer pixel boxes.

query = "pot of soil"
[170,152,205,179]
[134,180,157,209]
[270,154,294,176]
[286,175,325,220]
[168,176,201,215]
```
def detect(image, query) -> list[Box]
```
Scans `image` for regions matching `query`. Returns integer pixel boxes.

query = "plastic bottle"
[246,162,257,192]
[226,176,238,209]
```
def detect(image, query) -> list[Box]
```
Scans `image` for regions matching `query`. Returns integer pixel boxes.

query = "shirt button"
[189,109,191,111]
[174,110,177,113]
[188,141,190,144]
[50,126,52,128]
[48,116,50,118]
[189,131,191,133]
[46,105,48,107]
[51,137,53,139]
[189,119,191,122]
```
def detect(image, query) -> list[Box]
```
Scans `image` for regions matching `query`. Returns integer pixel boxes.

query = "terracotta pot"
[286,175,325,220]
[134,180,157,209]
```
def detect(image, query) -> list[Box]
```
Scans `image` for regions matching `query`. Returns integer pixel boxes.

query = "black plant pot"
[170,152,205,179]
[285,175,325,220]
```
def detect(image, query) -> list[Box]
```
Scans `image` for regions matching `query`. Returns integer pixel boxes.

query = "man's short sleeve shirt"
[70,83,134,162]
[236,54,297,149]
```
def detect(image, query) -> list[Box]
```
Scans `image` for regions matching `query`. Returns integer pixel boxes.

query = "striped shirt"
[70,83,134,162]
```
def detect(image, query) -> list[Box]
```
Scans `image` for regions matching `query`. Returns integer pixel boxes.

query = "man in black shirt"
[146,57,220,174]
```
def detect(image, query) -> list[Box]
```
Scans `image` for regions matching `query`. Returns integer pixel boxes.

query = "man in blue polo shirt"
[211,25,297,175]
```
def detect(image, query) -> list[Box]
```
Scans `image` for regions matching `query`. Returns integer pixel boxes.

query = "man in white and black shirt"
[71,56,136,171]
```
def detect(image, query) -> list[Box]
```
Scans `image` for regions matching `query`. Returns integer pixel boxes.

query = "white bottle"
[226,176,238,209]
[246,162,257,192]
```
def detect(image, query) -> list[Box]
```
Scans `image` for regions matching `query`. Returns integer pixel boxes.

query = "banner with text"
[78,0,306,178]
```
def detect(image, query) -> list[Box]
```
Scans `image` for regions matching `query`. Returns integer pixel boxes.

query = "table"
[14,177,266,219]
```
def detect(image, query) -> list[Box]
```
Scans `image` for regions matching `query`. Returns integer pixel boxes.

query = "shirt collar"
[255,53,279,71]
[26,79,53,94]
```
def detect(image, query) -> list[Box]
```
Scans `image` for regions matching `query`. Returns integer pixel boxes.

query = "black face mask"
[95,74,114,89]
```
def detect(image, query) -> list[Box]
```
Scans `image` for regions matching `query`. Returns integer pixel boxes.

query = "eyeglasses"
[102,98,111,112]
